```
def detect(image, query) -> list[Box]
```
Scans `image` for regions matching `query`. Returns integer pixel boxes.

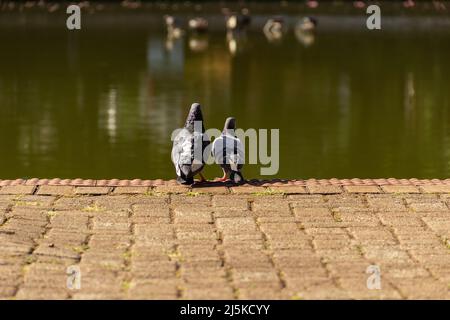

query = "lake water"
[1,2,450,180]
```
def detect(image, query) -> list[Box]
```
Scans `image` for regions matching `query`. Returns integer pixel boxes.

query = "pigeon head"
[185,103,204,132]
[223,117,236,133]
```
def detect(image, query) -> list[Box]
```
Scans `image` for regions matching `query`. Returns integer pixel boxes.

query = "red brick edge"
[0,178,449,187]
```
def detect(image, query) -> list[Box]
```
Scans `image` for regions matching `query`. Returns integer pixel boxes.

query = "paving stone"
[366,195,408,211]
[253,199,290,211]
[0,286,16,298]
[184,287,234,299]
[230,185,267,194]
[381,185,421,193]
[268,186,307,194]
[154,185,190,194]
[173,208,213,224]
[344,186,382,193]
[53,197,94,211]
[216,217,257,233]
[75,187,111,195]
[0,186,36,195]
[212,195,247,207]
[171,194,211,205]
[191,186,229,194]
[306,185,342,194]
[0,182,449,299]
[409,202,448,212]
[213,208,251,218]
[37,186,75,196]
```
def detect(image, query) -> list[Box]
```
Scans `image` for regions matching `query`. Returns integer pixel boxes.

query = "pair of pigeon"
[171,103,244,185]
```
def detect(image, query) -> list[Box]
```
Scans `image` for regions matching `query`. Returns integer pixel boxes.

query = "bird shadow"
[191,180,243,188]
[190,179,285,188]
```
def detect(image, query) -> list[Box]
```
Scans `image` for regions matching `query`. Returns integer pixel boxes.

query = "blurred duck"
[403,0,415,8]
[226,8,251,32]
[294,17,317,47]
[188,17,208,33]
[295,17,318,47]
[47,3,59,12]
[297,16,317,32]
[24,1,36,9]
[295,28,315,47]
[164,15,184,38]
[171,103,211,185]
[307,0,319,8]
[164,15,184,51]
[121,0,141,9]
[263,16,286,42]
[353,1,366,9]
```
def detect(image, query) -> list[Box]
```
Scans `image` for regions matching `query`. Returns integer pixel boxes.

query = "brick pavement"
[0,180,449,299]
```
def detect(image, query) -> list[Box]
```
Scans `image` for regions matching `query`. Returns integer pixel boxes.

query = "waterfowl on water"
[164,15,184,38]
[188,17,208,33]
[353,1,366,9]
[263,16,286,42]
[121,0,141,9]
[212,117,245,184]
[226,8,251,32]
[403,0,416,8]
[171,103,211,185]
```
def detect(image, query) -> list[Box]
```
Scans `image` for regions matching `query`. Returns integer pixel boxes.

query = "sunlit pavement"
[0,179,449,299]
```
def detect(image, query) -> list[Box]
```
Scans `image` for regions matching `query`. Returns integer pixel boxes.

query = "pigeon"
[212,117,245,183]
[295,17,318,47]
[171,103,211,185]
[188,17,208,33]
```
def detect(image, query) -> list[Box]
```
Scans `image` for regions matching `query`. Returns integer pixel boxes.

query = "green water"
[1,3,450,180]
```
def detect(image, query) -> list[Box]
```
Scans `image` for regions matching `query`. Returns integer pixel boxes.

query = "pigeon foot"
[214,176,229,182]
[177,176,194,185]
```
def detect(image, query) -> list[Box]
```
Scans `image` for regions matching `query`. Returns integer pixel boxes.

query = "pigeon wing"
[171,129,194,177]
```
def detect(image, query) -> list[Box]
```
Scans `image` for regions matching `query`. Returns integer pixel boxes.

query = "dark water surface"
[1,3,450,180]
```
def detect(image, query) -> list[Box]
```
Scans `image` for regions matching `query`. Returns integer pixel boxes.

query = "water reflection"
[0,8,450,180]
[294,17,317,47]
[226,30,248,56]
